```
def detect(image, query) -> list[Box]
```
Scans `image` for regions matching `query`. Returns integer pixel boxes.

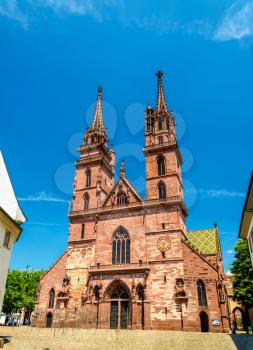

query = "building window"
[86,169,91,188]
[157,156,165,176]
[112,226,130,264]
[158,116,163,130]
[197,280,207,307]
[249,228,253,253]
[81,224,85,239]
[158,136,163,144]
[117,191,127,206]
[49,288,55,309]
[84,193,89,211]
[3,231,11,248]
[158,181,166,200]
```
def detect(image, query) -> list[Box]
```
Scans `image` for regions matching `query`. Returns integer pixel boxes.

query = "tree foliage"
[231,239,253,307]
[3,270,43,314]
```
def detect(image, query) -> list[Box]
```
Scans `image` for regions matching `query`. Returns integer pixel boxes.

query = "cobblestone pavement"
[0,327,252,350]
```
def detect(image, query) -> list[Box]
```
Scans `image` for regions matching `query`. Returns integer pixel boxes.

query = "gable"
[102,176,143,207]
[185,228,218,255]
[182,240,218,272]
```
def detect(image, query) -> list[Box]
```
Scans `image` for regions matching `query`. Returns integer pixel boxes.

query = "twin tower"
[72,71,185,216]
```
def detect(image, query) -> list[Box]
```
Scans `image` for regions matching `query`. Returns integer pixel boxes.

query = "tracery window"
[197,280,207,307]
[85,169,91,188]
[157,156,165,176]
[49,288,55,309]
[158,181,166,200]
[117,191,127,206]
[112,226,130,264]
[111,285,129,299]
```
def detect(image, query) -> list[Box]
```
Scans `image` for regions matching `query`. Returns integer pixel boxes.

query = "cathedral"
[33,72,229,332]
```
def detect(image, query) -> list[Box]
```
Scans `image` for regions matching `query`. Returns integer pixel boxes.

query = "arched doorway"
[200,311,209,332]
[110,285,130,329]
[46,312,53,328]
[233,307,244,330]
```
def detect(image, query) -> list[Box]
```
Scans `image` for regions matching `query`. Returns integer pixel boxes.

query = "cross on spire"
[92,86,104,130]
[156,70,168,113]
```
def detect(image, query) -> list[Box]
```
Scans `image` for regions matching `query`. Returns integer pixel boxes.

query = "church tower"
[71,87,115,217]
[144,71,183,202]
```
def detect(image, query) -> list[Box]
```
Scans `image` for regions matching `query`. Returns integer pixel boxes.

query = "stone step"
[0,327,253,350]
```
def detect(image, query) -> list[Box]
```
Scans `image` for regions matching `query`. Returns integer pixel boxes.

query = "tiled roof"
[186,228,218,255]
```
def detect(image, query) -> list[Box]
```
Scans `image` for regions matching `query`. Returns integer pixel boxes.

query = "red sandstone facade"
[33,72,229,332]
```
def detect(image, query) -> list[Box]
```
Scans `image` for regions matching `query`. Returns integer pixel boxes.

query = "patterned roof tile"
[186,228,217,255]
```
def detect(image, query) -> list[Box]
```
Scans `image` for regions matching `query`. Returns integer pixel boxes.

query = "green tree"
[3,270,43,314]
[231,239,253,329]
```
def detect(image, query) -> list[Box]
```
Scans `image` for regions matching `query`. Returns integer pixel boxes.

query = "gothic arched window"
[166,117,170,130]
[157,156,165,176]
[158,136,163,144]
[86,169,91,188]
[84,193,89,211]
[197,280,207,307]
[112,226,130,264]
[117,191,127,206]
[49,288,55,309]
[158,116,163,130]
[158,181,166,200]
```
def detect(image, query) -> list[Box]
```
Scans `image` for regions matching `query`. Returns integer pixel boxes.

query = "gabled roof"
[0,151,26,224]
[185,228,218,255]
[102,174,143,207]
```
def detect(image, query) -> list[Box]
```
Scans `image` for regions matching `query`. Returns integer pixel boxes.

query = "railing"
[89,261,149,272]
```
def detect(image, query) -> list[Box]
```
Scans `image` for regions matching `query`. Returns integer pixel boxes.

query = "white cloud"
[226,249,234,254]
[226,270,234,276]
[0,0,123,27]
[29,221,65,226]
[213,1,253,41]
[199,188,245,198]
[1,0,253,45]
[18,191,68,203]
[0,0,28,28]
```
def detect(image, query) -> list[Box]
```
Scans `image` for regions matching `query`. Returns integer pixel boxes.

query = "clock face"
[157,237,171,252]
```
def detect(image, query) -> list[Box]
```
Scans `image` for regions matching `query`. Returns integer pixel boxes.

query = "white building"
[0,151,26,313]
[239,172,253,266]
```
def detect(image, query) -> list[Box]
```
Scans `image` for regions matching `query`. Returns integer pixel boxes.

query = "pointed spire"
[120,160,125,177]
[156,70,168,113]
[92,86,104,130]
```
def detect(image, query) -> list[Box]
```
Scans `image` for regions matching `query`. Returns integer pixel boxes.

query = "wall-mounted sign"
[212,319,220,326]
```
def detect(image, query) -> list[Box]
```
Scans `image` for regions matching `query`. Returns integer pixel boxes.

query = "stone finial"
[120,160,125,177]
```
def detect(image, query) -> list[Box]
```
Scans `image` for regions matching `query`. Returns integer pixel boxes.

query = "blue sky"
[0,0,252,272]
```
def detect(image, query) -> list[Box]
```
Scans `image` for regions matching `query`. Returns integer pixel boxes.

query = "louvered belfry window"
[112,226,130,264]
[157,156,165,176]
